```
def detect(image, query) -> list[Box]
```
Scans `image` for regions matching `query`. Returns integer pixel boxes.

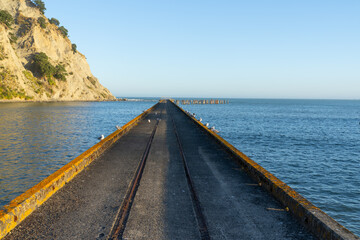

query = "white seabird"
[98,134,105,140]
[211,126,219,133]
[199,118,202,122]
[116,125,121,130]
[205,123,209,127]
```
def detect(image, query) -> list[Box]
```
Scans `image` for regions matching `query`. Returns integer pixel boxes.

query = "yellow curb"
[0,102,159,239]
[171,100,359,240]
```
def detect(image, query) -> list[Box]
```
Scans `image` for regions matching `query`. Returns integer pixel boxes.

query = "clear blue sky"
[45,1,359,99]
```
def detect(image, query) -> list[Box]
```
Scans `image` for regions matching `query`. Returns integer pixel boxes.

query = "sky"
[44,1,359,99]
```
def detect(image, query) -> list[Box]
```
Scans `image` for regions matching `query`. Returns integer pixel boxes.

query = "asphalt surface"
[5,101,315,240]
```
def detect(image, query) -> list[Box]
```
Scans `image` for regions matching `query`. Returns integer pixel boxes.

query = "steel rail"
[108,107,163,240]
[168,103,211,240]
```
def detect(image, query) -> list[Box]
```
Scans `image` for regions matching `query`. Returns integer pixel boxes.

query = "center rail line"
[108,107,164,240]
[168,104,211,240]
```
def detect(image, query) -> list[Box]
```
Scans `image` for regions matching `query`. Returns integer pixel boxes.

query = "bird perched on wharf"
[116,125,121,130]
[98,135,105,140]
[211,126,220,133]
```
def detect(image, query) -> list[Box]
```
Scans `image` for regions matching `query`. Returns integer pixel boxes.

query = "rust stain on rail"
[170,100,359,240]
[0,102,159,240]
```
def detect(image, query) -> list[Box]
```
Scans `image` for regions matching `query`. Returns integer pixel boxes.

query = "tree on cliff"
[33,52,55,78]
[49,18,60,26]
[33,0,46,14]
[32,52,67,82]
[58,26,69,37]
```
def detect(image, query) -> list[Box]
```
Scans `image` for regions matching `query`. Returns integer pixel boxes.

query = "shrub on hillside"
[37,17,46,29]
[54,64,67,81]
[32,52,67,82]
[33,52,55,78]
[8,32,18,44]
[58,26,68,37]
[33,0,46,14]
[16,14,33,37]
[0,10,14,28]
[72,43,77,53]
[0,44,6,60]
[49,18,60,26]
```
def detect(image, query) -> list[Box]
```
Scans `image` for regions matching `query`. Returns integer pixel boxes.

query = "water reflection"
[0,101,155,207]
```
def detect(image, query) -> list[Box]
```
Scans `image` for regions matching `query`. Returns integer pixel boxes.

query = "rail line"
[108,106,164,240]
[168,104,211,240]
[108,103,210,239]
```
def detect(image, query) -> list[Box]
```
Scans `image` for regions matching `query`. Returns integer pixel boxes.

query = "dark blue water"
[0,99,359,236]
[181,99,360,236]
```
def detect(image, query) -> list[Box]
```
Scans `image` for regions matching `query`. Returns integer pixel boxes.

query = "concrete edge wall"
[0,102,160,239]
[170,100,359,240]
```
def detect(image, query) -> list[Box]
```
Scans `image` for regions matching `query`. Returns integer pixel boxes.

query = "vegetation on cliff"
[32,52,67,83]
[33,0,46,15]
[0,0,115,101]
[0,10,13,27]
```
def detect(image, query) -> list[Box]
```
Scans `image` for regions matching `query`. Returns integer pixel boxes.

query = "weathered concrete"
[2,100,358,240]
[122,104,199,240]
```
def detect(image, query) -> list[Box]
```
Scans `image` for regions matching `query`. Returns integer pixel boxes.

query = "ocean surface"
[0,99,359,236]
[0,100,155,207]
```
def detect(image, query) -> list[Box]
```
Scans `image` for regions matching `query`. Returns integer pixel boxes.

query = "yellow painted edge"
[171,100,359,240]
[0,102,159,239]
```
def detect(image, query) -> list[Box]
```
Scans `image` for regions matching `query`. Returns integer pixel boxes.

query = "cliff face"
[0,0,115,101]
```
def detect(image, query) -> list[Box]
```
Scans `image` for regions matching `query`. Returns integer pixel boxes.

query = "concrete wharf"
[0,100,358,240]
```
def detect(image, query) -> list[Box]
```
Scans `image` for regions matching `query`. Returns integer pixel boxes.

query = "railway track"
[108,106,164,240]
[168,105,211,240]
[108,102,210,240]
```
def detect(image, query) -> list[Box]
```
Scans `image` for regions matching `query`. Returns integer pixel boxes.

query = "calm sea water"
[0,100,155,208]
[0,99,359,236]
[182,99,360,236]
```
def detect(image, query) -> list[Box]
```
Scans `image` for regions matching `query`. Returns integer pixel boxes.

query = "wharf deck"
[2,101,357,240]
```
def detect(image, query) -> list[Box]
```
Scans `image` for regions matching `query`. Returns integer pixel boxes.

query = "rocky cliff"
[0,0,115,101]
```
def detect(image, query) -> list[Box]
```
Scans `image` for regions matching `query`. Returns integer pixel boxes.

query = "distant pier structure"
[175,99,229,105]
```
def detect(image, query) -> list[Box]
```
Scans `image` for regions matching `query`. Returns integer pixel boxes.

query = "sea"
[0,98,359,236]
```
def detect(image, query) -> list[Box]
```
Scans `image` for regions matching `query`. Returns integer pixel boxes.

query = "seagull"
[205,123,209,127]
[116,125,121,130]
[98,134,105,140]
[211,126,219,133]
[199,118,202,122]
[148,119,151,123]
